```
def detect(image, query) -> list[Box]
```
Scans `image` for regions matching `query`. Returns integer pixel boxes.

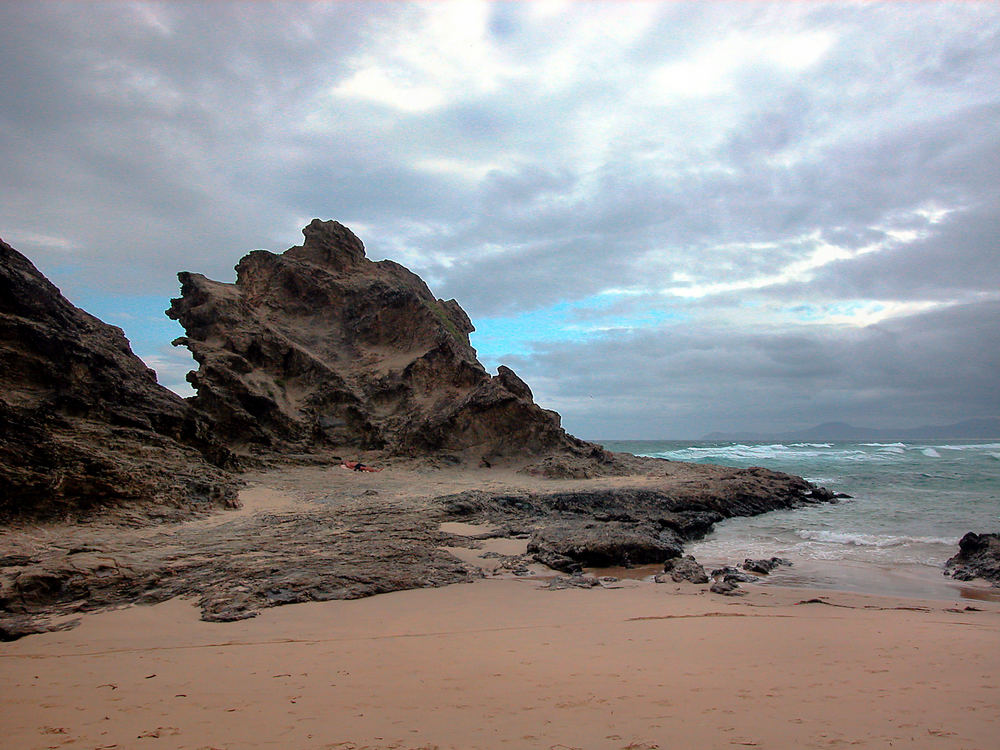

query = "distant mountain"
[701,417,1000,442]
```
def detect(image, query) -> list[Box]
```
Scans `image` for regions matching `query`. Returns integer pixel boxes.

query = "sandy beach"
[3,569,999,750]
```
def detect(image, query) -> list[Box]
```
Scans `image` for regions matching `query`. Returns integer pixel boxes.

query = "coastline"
[2,575,998,750]
[3,461,999,748]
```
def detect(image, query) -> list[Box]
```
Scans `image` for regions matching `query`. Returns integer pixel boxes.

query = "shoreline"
[2,575,998,750]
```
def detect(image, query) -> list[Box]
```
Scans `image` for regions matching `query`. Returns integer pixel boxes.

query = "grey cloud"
[3,1,999,437]
[501,299,1000,438]
[802,197,1000,302]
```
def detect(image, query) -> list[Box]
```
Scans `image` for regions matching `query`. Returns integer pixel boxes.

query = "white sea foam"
[936,443,1000,451]
[921,448,941,458]
[877,446,905,454]
[790,443,833,448]
[861,442,907,448]
[795,530,958,547]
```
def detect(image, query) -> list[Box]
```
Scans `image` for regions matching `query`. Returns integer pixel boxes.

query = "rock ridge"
[946,532,1000,585]
[0,238,239,522]
[168,219,601,464]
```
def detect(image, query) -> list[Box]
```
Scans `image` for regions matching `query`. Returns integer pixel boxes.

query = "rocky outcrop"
[0,238,239,522]
[743,557,793,575]
[167,220,605,465]
[0,459,836,637]
[946,532,1000,585]
[0,486,474,637]
[436,462,823,571]
[658,555,709,584]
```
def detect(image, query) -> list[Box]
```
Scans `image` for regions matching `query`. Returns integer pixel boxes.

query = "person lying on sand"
[341,460,382,472]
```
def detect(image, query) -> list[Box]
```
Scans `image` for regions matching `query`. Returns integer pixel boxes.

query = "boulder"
[945,532,1000,585]
[742,557,793,575]
[528,521,682,569]
[710,580,744,596]
[711,566,759,584]
[662,555,709,584]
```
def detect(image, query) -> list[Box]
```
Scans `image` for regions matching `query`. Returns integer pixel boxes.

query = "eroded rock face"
[0,239,239,521]
[946,532,1000,585]
[168,220,599,463]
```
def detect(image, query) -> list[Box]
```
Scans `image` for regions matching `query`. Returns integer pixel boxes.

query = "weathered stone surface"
[0,238,239,522]
[0,485,476,636]
[663,555,710,584]
[435,461,826,571]
[528,522,682,569]
[0,459,840,638]
[742,557,793,575]
[945,532,1000,584]
[545,573,601,590]
[167,219,601,465]
[710,580,744,596]
[712,566,760,584]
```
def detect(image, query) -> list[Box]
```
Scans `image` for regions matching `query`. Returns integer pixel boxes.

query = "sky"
[2,1,999,439]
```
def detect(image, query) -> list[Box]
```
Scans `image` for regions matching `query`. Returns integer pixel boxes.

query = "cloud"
[2,1,998,436]
[498,299,1000,438]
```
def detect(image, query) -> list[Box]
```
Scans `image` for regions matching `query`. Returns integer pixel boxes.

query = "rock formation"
[0,238,239,522]
[946,532,1000,585]
[168,219,606,465]
[658,555,709,584]
[436,465,822,573]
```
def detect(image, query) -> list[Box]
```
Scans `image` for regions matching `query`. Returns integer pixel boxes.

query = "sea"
[599,439,1000,601]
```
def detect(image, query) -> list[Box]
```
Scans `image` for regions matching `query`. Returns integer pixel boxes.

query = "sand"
[2,574,999,750]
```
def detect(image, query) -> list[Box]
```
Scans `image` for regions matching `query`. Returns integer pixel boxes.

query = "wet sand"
[2,576,999,750]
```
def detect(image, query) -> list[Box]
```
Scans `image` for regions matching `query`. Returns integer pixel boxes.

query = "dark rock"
[656,511,725,537]
[662,555,709,584]
[710,580,744,596]
[807,487,840,502]
[528,522,682,569]
[545,573,601,590]
[530,548,583,574]
[0,238,239,522]
[711,566,760,584]
[742,557,793,575]
[0,614,80,641]
[945,532,1000,584]
[167,220,602,466]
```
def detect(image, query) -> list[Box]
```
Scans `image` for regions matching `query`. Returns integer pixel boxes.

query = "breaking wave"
[795,530,958,548]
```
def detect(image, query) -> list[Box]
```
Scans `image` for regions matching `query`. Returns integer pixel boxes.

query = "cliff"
[168,219,606,466]
[0,239,239,521]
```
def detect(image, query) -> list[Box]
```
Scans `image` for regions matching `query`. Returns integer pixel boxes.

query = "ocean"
[599,439,1000,601]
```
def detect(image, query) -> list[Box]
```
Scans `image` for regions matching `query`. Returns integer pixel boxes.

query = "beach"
[2,458,998,749]
[2,574,999,750]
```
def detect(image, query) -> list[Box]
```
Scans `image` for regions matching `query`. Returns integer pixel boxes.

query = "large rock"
[660,555,709,584]
[0,238,239,521]
[528,521,683,570]
[437,469,824,572]
[168,220,600,463]
[945,532,1000,585]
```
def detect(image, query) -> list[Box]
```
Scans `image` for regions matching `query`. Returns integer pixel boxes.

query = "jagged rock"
[945,532,1000,584]
[742,557,793,575]
[662,555,709,584]
[710,580,744,596]
[437,473,829,574]
[528,521,683,569]
[545,573,601,590]
[711,566,760,584]
[167,219,601,464]
[0,238,240,522]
